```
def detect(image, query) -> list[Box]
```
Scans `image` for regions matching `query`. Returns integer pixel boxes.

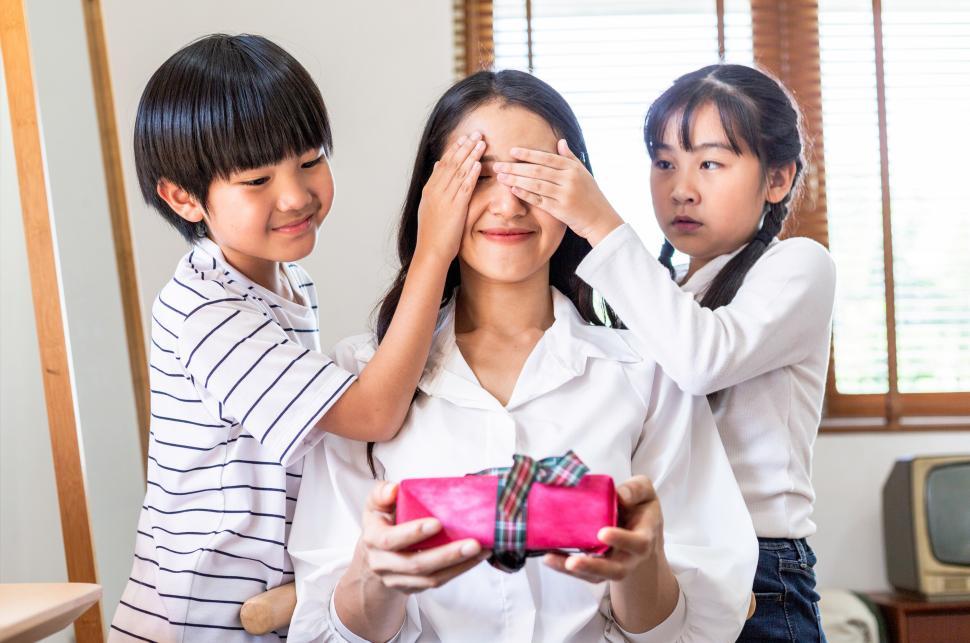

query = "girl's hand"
[357,481,487,595]
[414,132,486,266]
[542,475,665,583]
[492,139,624,246]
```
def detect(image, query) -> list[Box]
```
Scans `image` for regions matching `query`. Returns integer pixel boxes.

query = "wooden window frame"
[457,0,970,431]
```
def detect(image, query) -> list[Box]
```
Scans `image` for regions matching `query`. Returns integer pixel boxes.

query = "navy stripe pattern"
[111,240,354,641]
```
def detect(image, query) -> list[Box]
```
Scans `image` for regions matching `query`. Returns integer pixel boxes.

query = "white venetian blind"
[819,0,970,397]
[490,0,753,254]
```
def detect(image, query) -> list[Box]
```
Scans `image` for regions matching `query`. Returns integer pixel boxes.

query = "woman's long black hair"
[367,70,619,474]
[645,64,807,311]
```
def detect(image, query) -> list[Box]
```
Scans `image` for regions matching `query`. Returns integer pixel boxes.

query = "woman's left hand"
[492,139,625,246]
[543,475,664,583]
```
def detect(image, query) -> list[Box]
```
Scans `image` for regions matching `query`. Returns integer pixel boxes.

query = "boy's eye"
[302,156,324,169]
[241,176,269,186]
[653,159,673,170]
[477,174,492,183]
[700,160,722,170]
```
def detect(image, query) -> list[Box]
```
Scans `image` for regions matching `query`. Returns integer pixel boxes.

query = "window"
[455,0,970,429]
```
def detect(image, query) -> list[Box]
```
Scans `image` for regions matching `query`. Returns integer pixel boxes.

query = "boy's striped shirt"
[110,239,354,642]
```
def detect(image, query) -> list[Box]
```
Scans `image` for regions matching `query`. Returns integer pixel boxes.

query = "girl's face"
[649,102,768,263]
[446,102,567,285]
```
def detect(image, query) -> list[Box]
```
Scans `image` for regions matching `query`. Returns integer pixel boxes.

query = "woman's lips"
[671,216,702,233]
[479,228,535,243]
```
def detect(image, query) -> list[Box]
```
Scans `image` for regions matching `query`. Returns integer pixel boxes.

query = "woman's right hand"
[356,481,486,595]
[414,131,485,266]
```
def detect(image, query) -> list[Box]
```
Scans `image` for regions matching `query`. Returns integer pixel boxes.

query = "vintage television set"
[883,455,970,599]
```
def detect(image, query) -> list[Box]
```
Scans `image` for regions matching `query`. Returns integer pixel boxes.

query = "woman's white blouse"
[288,289,757,643]
[576,224,836,539]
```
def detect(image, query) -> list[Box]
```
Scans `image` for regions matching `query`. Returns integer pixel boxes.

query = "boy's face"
[160,147,334,280]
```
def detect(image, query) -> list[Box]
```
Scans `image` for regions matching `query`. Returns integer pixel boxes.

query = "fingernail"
[510,147,521,155]
[565,556,579,571]
[460,540,479,556]
[421,520,438,535]
[383,482,396,501]
[458,136,468,145]
[475,141,485,150]
[618,487,632,503]
[597,527,609,542]
[471,131,482,140]
[497,173,507,181]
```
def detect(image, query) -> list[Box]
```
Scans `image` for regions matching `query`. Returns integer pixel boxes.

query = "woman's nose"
[490,182,527,218]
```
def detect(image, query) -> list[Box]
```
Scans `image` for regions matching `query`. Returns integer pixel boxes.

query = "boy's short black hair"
[134,34,332,242]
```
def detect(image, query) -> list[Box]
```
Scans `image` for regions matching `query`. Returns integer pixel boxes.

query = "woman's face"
[446,101,567,285]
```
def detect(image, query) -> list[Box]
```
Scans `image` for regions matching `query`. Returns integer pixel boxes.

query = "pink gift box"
[395,473,617,554]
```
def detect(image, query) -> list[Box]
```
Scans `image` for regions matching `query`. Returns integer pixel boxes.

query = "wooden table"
[0,583,102,643]
[865,591,970,643]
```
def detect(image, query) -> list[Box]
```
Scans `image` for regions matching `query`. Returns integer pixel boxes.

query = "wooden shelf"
[865,591,970,643]
[0,583,102,643]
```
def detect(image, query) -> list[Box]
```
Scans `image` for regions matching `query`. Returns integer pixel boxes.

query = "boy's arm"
[316,251,449,441]
[317,132,485,442]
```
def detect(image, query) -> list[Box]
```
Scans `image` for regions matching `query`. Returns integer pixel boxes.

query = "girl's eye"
[654,159,673,170]
[302,156,323,169]
[242,177,269,186]
[700,160,723,170]
[477,175,491,183]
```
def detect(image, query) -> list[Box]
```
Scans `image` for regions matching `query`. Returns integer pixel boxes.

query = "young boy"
[109,34,484,641]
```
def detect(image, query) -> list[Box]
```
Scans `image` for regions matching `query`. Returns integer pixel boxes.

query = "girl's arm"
[576,226,836,394]
[318,133,485,441]
[493,144,836,395]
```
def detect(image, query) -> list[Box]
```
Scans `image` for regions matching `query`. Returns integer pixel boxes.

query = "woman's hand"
[543,476,679,633]
[492,139,624,246]
[414,131,486,266]
[335,482,487,641]
[543,475,665,583]
[357,481,487,594]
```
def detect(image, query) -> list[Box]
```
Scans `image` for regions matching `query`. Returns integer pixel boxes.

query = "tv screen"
[926,462,970,567]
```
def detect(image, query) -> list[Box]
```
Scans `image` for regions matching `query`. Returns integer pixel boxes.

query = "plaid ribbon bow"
[473,450,589,572]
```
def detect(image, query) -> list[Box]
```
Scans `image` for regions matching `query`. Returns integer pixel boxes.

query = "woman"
[287,70,757,643]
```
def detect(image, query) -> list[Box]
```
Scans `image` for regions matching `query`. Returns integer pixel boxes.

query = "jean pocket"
[779,557,816,580]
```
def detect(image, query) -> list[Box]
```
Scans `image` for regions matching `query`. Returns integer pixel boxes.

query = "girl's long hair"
[645,64,807,311]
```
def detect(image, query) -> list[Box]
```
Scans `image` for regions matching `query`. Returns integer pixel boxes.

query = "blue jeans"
[736,538,827,642]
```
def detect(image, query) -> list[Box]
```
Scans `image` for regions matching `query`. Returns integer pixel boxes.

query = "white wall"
[812,432,969,591]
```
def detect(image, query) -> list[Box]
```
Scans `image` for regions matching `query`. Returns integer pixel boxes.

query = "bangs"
[189,40,332,178]
[644,74,761,161]
[135,34,331,207]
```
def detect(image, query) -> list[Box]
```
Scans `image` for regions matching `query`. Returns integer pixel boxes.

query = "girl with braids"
[287,70,757,643]
[492,64,835,642]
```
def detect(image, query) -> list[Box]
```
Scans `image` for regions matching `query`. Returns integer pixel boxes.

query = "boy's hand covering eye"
[414,132,487,265]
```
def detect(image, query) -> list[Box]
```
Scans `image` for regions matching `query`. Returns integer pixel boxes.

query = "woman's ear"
[766,161,797,204]
[157,179,205,223]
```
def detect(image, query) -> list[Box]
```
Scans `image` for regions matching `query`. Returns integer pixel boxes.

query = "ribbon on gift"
[473,450,589,572]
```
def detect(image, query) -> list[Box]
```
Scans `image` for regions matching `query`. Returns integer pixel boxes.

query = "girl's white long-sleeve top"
[287,289,757,643]
[576,224,836,539]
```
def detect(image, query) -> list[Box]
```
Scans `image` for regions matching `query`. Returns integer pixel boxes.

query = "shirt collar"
[352,287,640,411]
